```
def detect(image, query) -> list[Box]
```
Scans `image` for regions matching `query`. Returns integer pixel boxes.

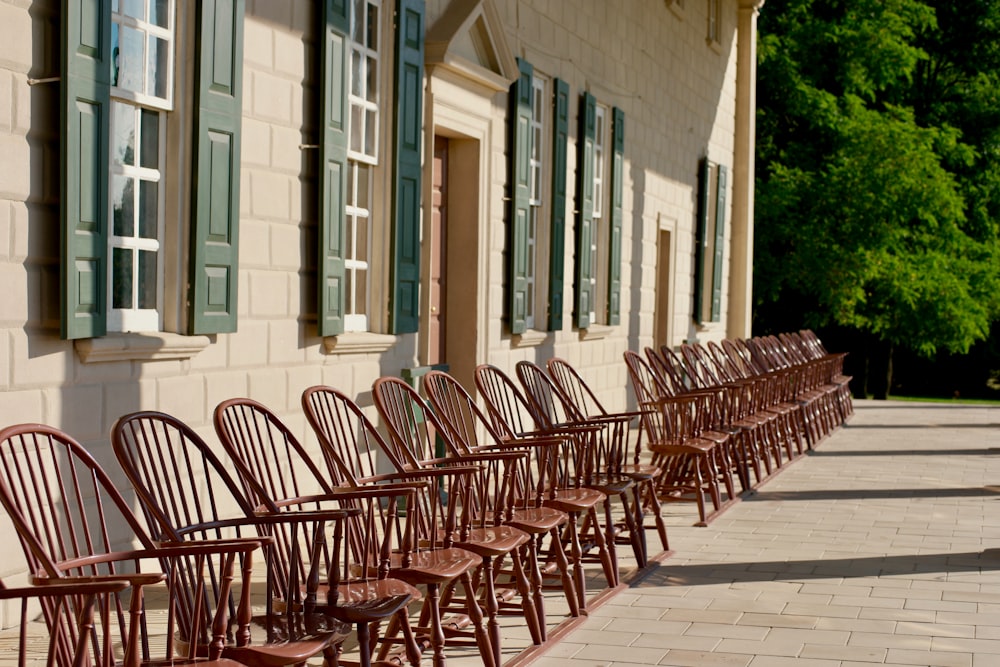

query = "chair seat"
[289,578,421,624]
[390,547,481,584]
[452,525,531,557]
[542,487,606,512]
[586,477,633,495]
[508,506,568,532]
[222,615,348,667]
[621,462,660,479]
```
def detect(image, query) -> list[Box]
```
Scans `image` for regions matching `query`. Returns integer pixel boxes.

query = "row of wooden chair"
[0,332,848,666]
[0,360,655,667]
[623,330,853,526]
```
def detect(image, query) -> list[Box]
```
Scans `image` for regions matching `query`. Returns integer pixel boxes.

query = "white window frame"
[525,74,548,330]
[590,104,608,324]
[344,162,372,332]
[343,0,383,333]
[107,0,174,333]
[348,0,381,164]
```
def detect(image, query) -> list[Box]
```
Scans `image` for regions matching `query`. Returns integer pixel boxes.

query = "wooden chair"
[372,376,536,665]
[473,364,615,610]
[213,397,424,667]
[545,358,670,553]
[515,360,645,575]
[623,351,734,526]
[0,423,265,667]
[300,385,494,667]
[422,369,581,623]
[109,412,355,667]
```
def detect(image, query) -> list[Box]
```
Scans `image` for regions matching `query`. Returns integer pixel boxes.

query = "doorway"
[653,227,673,349]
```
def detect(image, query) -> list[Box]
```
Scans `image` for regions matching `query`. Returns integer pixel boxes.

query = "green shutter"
[606,107,624,326]
[318,0,350,336]
[389,0,425,334]
[573,92,596,330]
[61,0,111,340]
[507,58,532,335]
[711,164,727,322]
[547,78,569,331]
[189,0,245,334]
[693,158,709,324]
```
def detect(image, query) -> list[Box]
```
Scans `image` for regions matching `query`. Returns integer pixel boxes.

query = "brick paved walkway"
[526,399,1000,667]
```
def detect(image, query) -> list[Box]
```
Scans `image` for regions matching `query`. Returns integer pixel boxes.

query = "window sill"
[578,324,615,341]
[666,0,685,20]
[511,329,552,348]
[75,332,211,363]
[323,331,398,355]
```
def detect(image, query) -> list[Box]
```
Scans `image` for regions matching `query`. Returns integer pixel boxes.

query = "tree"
[754,0,1000,398]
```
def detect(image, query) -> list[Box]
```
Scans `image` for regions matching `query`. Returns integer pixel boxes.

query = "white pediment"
[426,0,518,92]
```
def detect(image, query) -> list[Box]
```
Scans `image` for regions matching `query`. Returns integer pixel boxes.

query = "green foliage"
[755,0,1000,357]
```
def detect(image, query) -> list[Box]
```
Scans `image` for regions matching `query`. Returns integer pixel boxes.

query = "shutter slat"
[317,0,350,336]
[389,0,424,335]
[189,0,245,334]
[61,0,111,339]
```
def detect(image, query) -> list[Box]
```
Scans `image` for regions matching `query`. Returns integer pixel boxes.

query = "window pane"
[113,248,133,309]
[139,180,158,239]
[366,57,377,103]
[112,102,136,165]
[356,267,368,315]
[139,108,159,168]
[351,50,363,98]
[350,105,363,153]
[113,25,145,93]
[149,36,169,99]
[352,0,364,41]
[357,215,368,260]
[367,2,378,50]
[149,0,169,26]
[113,176,135,237]
[355,164,369,204]
[365,109,377,156]
[138,250,157,309]
[122,0,144,19]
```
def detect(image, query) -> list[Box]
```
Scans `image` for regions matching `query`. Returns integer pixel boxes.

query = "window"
[694,158,727,323]
[506,60,569,335]
[61,0,244,341]
[345,0,381,333]
[707,0,721,44]
[524,73,547,330]
[589,104,607,324]
[317,0,424,338]
[574,93,624,330]
[109,0,174,332]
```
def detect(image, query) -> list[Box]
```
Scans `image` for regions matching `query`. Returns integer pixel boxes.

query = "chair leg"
[593,502,618,587]
[480,556,502,667]
[511,548,544,645]
[460,571,495,667]
[642,479,669,552]
[545,526,580,617]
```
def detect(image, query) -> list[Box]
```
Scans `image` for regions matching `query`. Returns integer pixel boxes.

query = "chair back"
[545,358,607,418]
[301,385,407,486]
[215,397,415,593]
